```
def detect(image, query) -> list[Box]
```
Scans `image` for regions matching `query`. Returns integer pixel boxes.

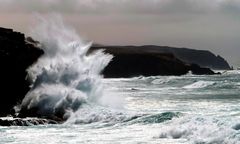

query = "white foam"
[151,78,169,84]
[20,14,118,120]
[183,81,215,89]
[222,70,240,75]
[157,116,240,144]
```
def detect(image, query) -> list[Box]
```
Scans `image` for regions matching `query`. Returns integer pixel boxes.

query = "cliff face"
[103,53,189,78]
[155,46,231,70]
[90,46,216,78]
[0,27,43,116]
[91,45,231,70]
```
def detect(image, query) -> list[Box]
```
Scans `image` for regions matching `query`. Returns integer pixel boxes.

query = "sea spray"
[19,14,115,121]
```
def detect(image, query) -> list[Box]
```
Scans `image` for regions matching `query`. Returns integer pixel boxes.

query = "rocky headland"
[0,27,43,117]
[91,45,231,70]
[0,27,230,126]
[90,46,227,78]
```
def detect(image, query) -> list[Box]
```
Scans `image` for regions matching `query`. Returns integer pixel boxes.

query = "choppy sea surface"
[1,70,240,144]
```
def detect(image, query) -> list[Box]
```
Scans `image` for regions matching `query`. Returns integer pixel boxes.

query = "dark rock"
[0,118,59,126]
[188,64,216,75]
[103,53,189,78]
[91,45,231,70]
[0,27,44,116]
[90,46,218,78]
[18,106,65,123]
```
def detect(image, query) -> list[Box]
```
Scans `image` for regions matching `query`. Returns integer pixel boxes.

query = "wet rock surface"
[0,117,59,126]
[0,27,44,116]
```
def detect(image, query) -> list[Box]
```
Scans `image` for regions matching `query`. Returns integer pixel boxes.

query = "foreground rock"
[90,46,218,78]
[0,117,59,126]
[0,27,43,116]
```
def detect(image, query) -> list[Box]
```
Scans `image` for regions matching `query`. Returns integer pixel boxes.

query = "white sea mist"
[19,14,125,121]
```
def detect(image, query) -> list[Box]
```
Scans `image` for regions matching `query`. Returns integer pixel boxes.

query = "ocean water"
[1,15,240,144]
[1,71,240,144]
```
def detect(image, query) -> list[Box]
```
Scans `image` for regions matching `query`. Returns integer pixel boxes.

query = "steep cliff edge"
[90,46,217,78]
[91,45,231,70]
[0,27,43,116]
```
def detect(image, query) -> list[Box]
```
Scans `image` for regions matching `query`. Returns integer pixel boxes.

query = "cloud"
[219,0,240,14]
[0,0,240,66]
[0,0,239,16]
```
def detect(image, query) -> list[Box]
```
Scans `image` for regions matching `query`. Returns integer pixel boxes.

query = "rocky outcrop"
[90,46,218,78]
[0,118,58,126]
[158,46,231,70]
[188,64,217,75]
[102,53,188,78]
[91,45,231,70]
[0,27,44,116]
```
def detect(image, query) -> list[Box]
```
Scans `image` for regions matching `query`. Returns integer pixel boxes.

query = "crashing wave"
[18,14,116,121]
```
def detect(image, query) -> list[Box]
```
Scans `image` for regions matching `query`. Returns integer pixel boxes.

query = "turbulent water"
[1,72,240,144]
[1,15,240,144]
[19,15,113,120]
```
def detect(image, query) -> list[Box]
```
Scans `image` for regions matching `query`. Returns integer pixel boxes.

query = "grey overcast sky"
[0,0,240,66]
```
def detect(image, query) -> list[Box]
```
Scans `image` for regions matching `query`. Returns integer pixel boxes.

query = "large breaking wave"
[19,15,117,121]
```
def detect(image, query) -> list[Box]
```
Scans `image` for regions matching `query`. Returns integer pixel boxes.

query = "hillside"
[91,45,231,70]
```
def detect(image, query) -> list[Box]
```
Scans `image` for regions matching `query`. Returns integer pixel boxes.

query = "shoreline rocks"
[0,117,59,126]
[0,27,43,117]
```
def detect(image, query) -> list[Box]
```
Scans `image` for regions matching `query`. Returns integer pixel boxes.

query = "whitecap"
[183,81,215,89]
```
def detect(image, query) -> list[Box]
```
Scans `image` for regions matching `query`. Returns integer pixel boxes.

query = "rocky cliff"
[0,27,43,116]
[90,46,217,78]
[91,45,231,70]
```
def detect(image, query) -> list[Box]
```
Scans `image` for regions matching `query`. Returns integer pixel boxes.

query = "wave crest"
[19,14,114,121]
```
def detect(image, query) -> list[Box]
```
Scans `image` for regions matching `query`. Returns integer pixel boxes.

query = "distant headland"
[90,45,231,78]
